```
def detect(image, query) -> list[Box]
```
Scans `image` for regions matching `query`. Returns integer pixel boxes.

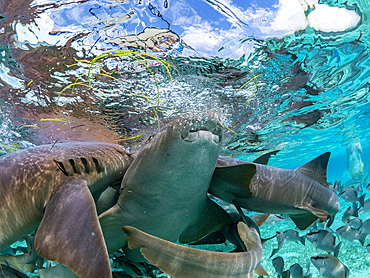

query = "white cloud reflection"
[179,0,360,56]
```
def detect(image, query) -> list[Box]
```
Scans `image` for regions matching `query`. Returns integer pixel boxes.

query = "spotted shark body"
[209,153,340,230]
[0,142,133,278]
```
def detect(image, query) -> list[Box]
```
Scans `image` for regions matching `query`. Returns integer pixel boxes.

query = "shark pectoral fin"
[290,214,318,230]
[289,205,329,230]
[189,231,226,245]
[34,179,111,278]
[255,263,269,276]
[179,199,232,244]
[251,213,270,227]
[99,205,127,254]
[210,163,256,199]
[297,152,330,188]
[296,205,328,222]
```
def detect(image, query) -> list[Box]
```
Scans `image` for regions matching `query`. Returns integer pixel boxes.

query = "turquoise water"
[1,0,370,277]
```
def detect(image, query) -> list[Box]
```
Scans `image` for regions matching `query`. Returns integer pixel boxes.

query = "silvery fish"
[341,203,358,223]
[338,189,366,206]
[270,231,285,258]
[264,214,286,226]
[340,179,365,192]
[336,224,366,246]
[283,229,305,245]
[272,256,290,278]
[359,219,370,234]
[306,230,341,257]
[347,217,362,229]
[311,254,349,278]
[359,199,370,214]
[290,262,312,278]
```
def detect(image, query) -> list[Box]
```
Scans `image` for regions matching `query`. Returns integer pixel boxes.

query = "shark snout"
[180,114,223,143]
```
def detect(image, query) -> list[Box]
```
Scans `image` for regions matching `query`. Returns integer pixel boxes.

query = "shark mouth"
[181,119,223,144]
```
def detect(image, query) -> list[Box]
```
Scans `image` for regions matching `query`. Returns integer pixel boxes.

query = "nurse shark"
[0,142,133,278]
[209,153,339,230]
[99,113,232,261]
[121,216,267,278]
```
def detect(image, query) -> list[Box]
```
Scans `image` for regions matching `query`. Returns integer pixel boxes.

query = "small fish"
[272,256,290,278]
[306,230,341,257]
[290,262,312,278]
[311,254,349,278]
[283,229,305,245]
[359,219,370,234]
[359,199,370,214]
[264,214,286,226]
[334,180,341,193]
[270,231,285,258]
[347,217,362,229]
[340,179,365,192]
[341,203,358,223]
[338,189,366,206]
[336,224,366,246]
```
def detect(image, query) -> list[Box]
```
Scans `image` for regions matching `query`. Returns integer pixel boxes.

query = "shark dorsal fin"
[253,150,280,165]
[297,152,330,188]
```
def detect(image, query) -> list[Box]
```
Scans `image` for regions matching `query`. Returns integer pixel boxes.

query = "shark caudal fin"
[34,179,112,278]
[297,152,331,188]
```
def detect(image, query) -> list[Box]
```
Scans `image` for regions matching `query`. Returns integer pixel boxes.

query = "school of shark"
[0,112,368,278]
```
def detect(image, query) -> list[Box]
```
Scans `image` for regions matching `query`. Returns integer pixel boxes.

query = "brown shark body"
[122,220,267,278]
[0,142,133,278]
[209,153,339,230]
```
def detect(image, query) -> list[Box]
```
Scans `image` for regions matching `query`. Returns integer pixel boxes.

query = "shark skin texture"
[99,113,233,261]
[209,153,340,230]
[121,220,267,278]
[0,142,134,278]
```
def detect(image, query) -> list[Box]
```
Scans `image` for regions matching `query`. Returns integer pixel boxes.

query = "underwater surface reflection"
[0,0,370,277]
